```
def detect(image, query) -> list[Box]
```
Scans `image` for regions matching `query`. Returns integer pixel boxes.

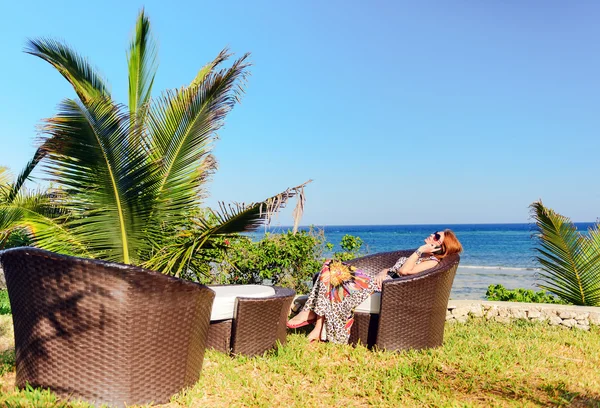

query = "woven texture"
[346,250,460,351]
[207,286,295,356]
[0,247,215,407]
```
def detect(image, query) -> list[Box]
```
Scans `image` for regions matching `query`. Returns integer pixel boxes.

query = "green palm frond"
[6,146,47,204]
[0,167,11,199]
[0,189,86,255]
[0,167,10,187]
[25,38,110,105]
[40,98,155,263]
[144,181,311,276]
[145,54,250,222]
[578,225,600,305]
[530,201,600,306]
[127,8,158,125]
[9,13,311,277]
[190,48,231,88]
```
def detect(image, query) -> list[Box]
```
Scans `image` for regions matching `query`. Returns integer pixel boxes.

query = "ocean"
[253,223,596,300]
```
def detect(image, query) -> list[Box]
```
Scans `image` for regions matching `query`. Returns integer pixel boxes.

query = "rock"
[527,310,541,319]
[548,315,563,326]
[558,311,576,319]
[497,307,509,318]
[452,307,470,317]
[510,309,527,320]
[446,310,452,318]
[485,306,498,319]
[575,312,590,320]
[576,324,590,331]
[455,315,469,323]
[543,309,558,318]
[589,312,600,326]
[494,316,511,324]
[469,305,484,318]
[561,318,577,328]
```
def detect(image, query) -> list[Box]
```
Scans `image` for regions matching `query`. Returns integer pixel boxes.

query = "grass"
[0,316,598,407]
[0,290,10,315]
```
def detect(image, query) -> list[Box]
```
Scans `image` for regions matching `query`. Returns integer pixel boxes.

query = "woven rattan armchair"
[206,285,295,356]
[0,247,215,407]
[345,249,460,351]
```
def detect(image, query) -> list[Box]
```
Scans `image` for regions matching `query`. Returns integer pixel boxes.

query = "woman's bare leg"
[307,316,325,342]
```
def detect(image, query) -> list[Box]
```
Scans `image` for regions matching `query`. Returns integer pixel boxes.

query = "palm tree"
[530,201,600,306]
[3,10,309,276]
[0,150,84,254]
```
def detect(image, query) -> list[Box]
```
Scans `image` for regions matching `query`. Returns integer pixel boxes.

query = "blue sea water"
[253,223,596,299]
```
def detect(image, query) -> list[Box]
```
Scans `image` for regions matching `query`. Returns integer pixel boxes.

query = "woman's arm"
[397,243,439,275]
[398,259,438,275]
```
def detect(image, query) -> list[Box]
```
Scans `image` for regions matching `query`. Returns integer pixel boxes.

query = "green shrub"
[213,231,367,293]
[215,228,326,293]
[0,290,10,315]
[485,284,568,304]
[328,234,364,261]
[3,228,32,249]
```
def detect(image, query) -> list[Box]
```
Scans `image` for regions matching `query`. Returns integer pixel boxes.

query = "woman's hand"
[418,243,439,254]
[374,269,389,289]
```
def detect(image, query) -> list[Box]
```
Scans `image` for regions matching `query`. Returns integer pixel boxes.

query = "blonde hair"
[434,229,463,260]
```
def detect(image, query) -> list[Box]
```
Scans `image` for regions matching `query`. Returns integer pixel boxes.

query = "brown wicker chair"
[206,285,295,356]
[0,247,215,407]
[345,249,460,351]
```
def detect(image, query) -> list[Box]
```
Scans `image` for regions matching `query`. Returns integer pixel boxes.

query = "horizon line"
[261,221,598,228]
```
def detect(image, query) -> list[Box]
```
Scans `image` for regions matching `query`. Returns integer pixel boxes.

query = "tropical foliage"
[204,231,366,293]
[485,284,566,304]
[327,233,365,261]
[0,291,10,315]
[530,201,600,306]
[0,10,309,277]
[213,229,326,293]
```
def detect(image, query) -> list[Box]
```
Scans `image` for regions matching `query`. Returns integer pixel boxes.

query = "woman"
[287,229,463,344]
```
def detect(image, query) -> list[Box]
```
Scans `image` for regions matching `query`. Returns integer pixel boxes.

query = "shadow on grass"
[541,381,600,407]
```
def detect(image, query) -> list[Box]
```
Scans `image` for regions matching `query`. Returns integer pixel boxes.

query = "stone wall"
[447,300,600,331]
[291,296,600,331]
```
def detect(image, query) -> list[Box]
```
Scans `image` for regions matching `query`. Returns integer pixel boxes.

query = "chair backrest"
[0,247,214,406]
[231,286,295,356]
[376,253,460,350]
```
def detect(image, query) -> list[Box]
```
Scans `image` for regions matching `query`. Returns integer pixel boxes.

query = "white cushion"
[355,292,381,314]
[208,285,276,321]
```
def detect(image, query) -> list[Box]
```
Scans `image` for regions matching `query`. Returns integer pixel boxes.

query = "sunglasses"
[432,232,441,242]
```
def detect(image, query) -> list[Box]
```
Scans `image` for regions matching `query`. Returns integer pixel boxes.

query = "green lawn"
[0,290,10,315]
[0,315,599,407]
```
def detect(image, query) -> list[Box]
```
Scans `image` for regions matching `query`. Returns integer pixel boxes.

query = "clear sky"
[1,1,598,226]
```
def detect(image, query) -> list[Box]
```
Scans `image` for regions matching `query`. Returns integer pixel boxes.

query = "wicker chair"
[345,249,460,351]
[206,285,295,356]
[0,247,215,407]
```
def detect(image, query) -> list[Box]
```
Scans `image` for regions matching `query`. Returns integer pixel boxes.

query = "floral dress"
[302,255,439,344]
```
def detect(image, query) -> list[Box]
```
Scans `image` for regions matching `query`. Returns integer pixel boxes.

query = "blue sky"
[1,1,598,226]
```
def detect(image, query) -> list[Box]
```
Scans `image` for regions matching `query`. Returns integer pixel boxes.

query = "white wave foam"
[459,265,540,271]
